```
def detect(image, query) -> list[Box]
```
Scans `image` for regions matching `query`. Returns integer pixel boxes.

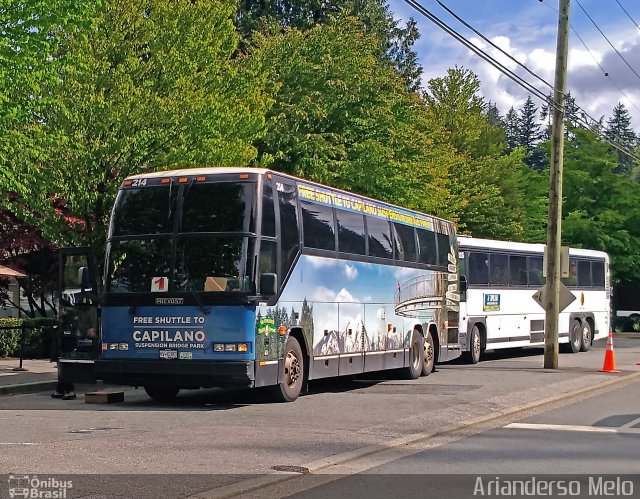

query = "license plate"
[159,349,177,360]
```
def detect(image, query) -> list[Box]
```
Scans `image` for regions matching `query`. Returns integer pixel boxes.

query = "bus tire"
[272,336,304,402]
[463,325,482,364]
[562,319,582,353]
[579,321,592,352]
[406,330,424,380]
[421,331,435,376]
[144,385,179,402]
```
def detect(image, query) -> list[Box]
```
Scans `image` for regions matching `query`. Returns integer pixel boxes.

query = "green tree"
[8,0,271,260]
[0,0,96,192]
[250,16,452,216]
[236,0,423,92]
[518,96,545,169]
[562,127,640,285]
[605,103,638,176]
[423,68,531,238]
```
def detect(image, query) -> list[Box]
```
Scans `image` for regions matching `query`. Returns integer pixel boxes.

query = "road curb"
[190,370,640,499]
[0,380,58,396]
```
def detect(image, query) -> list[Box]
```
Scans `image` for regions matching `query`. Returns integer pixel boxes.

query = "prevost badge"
[156,297,184,305]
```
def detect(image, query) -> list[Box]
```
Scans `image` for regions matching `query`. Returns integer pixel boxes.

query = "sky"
[388,0,640,129]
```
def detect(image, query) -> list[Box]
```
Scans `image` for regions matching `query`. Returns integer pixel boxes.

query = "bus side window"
[527,256,544,286]
[577,260,591,287]
[468,252,489,285]
[562,258,577,286]
[276,182,299,280]
[392,223,417,263]
[262,178,276,237]
[301,199,335,251]
[592,260,605,288]
[489,254,508,286]
[336,210,366,256]
[366,216,393,259]
[416,229,437,265]
[509,255,528,286]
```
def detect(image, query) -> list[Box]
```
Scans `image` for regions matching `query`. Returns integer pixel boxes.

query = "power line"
[614,0,640,32]
[539,0,640,115]
[575,0,640,84]
[401,0,640,163]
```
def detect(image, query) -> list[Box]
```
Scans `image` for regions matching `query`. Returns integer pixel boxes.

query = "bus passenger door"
[56,248,100,383]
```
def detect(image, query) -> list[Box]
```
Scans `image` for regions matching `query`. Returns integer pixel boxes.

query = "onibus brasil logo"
[8,475,73,499]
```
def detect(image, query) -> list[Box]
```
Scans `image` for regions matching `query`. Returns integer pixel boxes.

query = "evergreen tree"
[605,103,637,176]
[518,96,545,169]
[504,107,519,152]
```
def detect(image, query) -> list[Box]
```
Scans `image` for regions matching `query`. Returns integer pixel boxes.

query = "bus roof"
[124,167,456,229]
[457,236,608,261]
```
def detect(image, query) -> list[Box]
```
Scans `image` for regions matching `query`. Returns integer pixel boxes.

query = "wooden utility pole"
[544,0,571,369]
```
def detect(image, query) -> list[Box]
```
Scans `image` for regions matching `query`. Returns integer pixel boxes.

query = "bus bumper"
[94,359,255,388]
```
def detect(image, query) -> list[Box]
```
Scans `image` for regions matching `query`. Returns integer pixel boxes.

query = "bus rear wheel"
[421,332,435,376]
[144,385,179,402]
[562,319,582,353]
[579,321,592,352]
[272,336,304,402]
[405,330,424,380]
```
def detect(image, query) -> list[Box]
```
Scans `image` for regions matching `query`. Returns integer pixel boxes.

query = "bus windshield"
[107,180,256,294]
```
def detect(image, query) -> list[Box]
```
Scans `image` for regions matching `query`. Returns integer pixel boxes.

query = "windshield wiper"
[181,263,210,315]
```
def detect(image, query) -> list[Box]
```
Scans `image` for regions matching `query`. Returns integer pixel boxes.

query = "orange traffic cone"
[600,331,620,373]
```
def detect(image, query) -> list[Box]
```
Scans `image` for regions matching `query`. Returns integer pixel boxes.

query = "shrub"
[0,317,60,358]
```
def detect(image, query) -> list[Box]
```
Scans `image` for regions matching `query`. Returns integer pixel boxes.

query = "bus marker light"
[178,177,188,183]
[101,343,107,351]
[237,343,248,352]
[278,326,287,336]
[161,178,170,184]
[239,174,249,179]
[213,344,224,352]
[259,361,267,366]
[196,176,206,182]
[123,180,133,186]
[224,344,236,352]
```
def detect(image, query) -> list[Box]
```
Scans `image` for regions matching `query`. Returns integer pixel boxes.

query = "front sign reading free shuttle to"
[132,315,207,349]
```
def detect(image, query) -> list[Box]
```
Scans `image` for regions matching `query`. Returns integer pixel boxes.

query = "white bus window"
[509,255,528,286]
[468,252,489,285]
[577,260,591,287]
[489,254,508,286]
[592,261,605,287]
[527,256,544,286]
[562,258,577,286]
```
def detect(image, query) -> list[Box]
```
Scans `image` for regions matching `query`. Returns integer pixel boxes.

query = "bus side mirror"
[79,266,92,292]
[260,273,278,296]
[460,275,468,293]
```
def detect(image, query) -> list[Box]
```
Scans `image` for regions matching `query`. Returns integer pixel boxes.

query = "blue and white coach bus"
[60,168,462,402]
[457,236,611,363]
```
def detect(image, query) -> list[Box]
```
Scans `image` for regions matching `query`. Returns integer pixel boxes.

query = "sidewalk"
[0,358,58,396]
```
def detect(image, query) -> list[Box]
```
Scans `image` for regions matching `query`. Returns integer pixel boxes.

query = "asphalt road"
[1,337,639,498]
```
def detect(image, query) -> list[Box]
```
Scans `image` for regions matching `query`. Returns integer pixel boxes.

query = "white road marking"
[0,372,19,376]
[505,422,640,434]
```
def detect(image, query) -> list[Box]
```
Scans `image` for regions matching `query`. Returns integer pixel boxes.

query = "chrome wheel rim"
[284,350,301,388]
[582,324,591,346]
[473,330,481,358]
[424,339,434,367]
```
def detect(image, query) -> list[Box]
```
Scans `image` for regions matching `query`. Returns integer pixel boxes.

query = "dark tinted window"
[182,182,255,233]
[490,254,509,286]
[528,256,544,286]
[107,239,172,292]
[337,210,366,255]
[277,182,300,278]
[258,240,277,288]
[562,258,577,286]
[367,217,392,259]
[393,223,416,262]
[577,260,591,287]
[417,229,437,265]
[436,232,451,267]
[592,260,605,287]
[468,252,489,285]
[261,178,275,237]
[301,200,335,251]
[510,255,528,286]
[112,186,178,236]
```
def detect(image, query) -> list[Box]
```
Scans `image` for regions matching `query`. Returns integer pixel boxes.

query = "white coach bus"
[457,237,610,363]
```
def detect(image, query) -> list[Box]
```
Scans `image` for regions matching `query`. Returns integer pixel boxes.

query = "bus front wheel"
[463,325,482,364]
[562,320,582,353]
[272,336,304,402]
[144,385,179,402]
